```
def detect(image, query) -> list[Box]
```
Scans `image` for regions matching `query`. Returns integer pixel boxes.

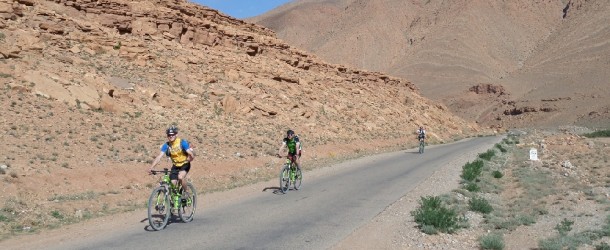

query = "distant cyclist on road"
[149,125,195,196]
[417,126,426,142]
[277,129,302,171]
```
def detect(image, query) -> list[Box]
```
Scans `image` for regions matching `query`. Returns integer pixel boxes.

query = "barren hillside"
[252,0,610,129]
[0,0,485,237]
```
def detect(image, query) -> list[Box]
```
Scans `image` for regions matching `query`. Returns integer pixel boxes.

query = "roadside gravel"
[333,136,504,250]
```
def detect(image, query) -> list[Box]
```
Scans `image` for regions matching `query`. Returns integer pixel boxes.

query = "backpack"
[165,138,188,157]
[296,135,302,151]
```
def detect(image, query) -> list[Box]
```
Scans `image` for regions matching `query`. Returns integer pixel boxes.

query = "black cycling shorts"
[170,162,190,180]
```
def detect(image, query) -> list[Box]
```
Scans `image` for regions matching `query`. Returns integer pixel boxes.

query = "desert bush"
[461,160,484,182]
[464,182,480,192]
[596,242,610,250]
[539,231,597,250]
[495,143,507,153]
[479,149,496,161]
[601,215,610,236]
[492,170,503,178]
[480,233,505,250]
[583,129,610,138]
[412,196,461,234]
[50,210,64,219]
[469,196,493,214]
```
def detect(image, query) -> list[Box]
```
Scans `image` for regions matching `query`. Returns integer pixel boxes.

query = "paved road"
[44,136,501,250]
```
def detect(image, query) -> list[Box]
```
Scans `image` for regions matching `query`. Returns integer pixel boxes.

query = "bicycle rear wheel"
[293,168,302,190]
[148,186,170,231]
[179,182,197,222]
[279,165,290,193]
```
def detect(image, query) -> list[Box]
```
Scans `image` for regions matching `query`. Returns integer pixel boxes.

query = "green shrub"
[600,215,610,236]
[480,233,505,250]
[556,218,574,236]
[479,149,496,161]
[412,196,461,234]
[469,196,493,214]
[495,143,507,153]
[538,238,564,250]
[421,224,437,235]
[51,210,63,219]
[492,170,503,178]
[464,182,480,192]
[596,242,610,250]
[461,160,484,181]
[583,129,610,138]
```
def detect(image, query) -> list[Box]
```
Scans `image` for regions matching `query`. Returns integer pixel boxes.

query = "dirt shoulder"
[335,128,610,250]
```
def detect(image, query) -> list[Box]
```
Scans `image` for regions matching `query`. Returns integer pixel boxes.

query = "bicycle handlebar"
[150,168,180,175]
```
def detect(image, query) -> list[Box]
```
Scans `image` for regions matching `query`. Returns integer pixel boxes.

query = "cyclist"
[277,129,302,171]
[417,126,426,142]
[149,125,195,196]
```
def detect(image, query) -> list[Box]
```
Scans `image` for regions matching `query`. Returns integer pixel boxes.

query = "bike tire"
[148,186,170,231]
[178,182,197,222]
[419,141,425,154]
[293,168,302,190]
[279,165,290,193]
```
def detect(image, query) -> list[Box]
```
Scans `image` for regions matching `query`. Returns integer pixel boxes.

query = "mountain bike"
[279,157,302,194]
[148,168,197,230]
[418,138,425,154]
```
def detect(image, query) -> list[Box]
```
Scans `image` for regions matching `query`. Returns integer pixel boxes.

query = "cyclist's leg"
[178,163,191,194]
[295,151,302,170]
[170,165,180,187]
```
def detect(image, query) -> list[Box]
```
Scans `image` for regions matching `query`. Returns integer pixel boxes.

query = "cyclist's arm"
[296,141,301,154]
[149,151,165,171]
[186,148,195,162]
[278,142,287,156]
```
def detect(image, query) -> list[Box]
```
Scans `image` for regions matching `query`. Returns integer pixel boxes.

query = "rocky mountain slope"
[251,0,610,129]
[0,0,484,237]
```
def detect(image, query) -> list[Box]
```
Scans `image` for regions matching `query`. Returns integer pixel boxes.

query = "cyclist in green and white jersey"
[277,129,302,171]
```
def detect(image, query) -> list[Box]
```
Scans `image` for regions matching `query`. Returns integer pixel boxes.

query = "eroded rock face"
[0,0,489,237]
[0,0,486,156]
[469,84,506,96]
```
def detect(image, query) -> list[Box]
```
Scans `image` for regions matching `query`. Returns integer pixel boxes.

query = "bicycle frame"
[148,168,197,230]
[152,169,182,210]
[279,157,302,193]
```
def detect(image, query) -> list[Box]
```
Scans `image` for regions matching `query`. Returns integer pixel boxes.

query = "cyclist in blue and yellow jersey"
[277,129,302,171]
[149,125,195,195]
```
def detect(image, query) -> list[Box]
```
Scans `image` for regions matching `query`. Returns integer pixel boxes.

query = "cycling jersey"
[283,136,300,154]
[160,138,191,167]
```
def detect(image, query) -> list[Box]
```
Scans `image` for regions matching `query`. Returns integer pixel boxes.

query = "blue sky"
[192,0,293,19]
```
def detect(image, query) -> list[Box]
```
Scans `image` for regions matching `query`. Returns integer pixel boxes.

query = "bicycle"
[418,137,425,154]
[147,168,197,230]
[279,157,302,194]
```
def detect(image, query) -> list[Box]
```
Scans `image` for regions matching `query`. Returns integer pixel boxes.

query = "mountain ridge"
[252,0,610,129]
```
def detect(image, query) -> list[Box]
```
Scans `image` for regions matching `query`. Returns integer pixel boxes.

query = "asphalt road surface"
[35,136,501,250]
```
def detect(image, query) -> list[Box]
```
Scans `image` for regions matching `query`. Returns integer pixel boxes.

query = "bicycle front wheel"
[419,141,425,154]
[293,168,302,190]
[148,186,170,231]
[279,165,290,193]
[179,182,197,222]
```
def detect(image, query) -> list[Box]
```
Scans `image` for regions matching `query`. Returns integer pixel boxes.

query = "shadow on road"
[262,186,286,195]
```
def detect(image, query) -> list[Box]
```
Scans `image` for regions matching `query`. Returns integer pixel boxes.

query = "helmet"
[287,129,295,136]
[166,125,178,136]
